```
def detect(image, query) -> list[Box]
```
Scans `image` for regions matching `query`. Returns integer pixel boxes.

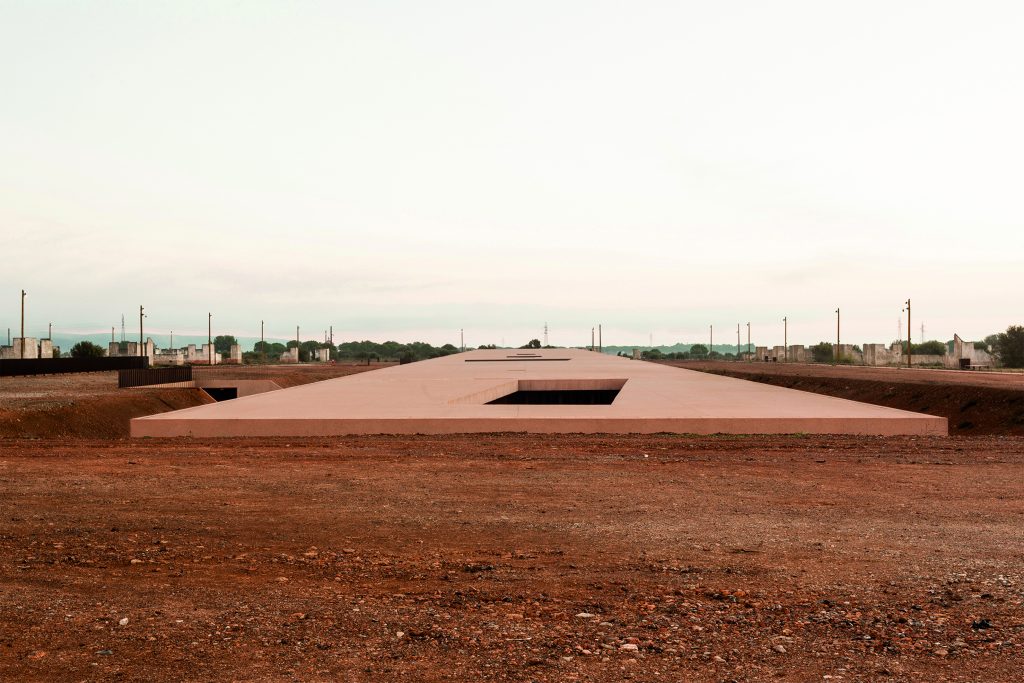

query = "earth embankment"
[664,361,1024,435]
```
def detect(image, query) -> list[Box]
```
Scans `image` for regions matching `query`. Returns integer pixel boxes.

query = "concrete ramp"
[131,349,947,437]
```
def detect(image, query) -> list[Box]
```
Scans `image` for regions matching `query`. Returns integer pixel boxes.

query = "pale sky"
[2,1,1022,348]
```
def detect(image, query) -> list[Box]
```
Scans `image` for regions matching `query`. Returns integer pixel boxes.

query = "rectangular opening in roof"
[464,358,570,362]
[485,379,626,405]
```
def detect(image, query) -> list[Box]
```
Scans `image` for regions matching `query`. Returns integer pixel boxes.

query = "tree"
[254,340,285,355]
[689,343,709,359]
[913,340,947,355]
[214,335,238,354]
[810,342,833,363]
[521,339,542,349]
[298,340,323,363]
[994,325,1024,368]
[70,340,105,358]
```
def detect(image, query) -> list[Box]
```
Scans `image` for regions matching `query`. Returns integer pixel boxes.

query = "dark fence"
[118,366,193,389]
[1,356,149,378]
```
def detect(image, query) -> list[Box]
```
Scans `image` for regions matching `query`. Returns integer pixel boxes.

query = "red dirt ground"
[0,363,1021,681]
[666,361,1024,436]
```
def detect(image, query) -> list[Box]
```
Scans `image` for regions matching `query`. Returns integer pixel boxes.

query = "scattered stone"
[96,649,113,656]
[972,618,991,630]
[714,655,726,663]
[620,643,639,652]
[129,559,143,565]
[396,631,404,638]
[118,617,129,626]
[934,647,949,657]
[575,612,596,618]
[773,644,787,654]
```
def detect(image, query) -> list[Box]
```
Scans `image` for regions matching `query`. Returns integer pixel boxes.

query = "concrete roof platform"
[130,349,947,437]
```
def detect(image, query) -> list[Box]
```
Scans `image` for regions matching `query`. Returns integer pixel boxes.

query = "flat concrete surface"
[130,349,947,437]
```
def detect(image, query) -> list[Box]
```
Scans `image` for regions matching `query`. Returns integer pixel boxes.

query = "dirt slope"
[665,361,1024,435]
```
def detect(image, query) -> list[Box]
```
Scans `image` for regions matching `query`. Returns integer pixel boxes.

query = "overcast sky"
[2,1,1021,348]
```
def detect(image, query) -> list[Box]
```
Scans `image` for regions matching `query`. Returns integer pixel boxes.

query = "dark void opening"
[204,387,238,402]
[487,389,620,405]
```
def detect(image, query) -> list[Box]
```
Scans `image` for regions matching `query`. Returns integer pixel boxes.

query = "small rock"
[118,618,129,627]
[396,631,404,638]
[972,618,991,630]
[96,649,113,656]
[619,643,639,652]
[773,644,787,654]
[276,576,289,583]
[714,655,726,663]
[575,612,596,618]
[129,559,143,565]
[934,647,949,657]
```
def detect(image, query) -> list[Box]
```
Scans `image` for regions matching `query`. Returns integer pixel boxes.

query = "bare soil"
[666,361,1024,436]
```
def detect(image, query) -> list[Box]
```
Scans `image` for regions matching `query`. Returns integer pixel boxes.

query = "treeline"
[623,344,735,361]
[249,339,459,363]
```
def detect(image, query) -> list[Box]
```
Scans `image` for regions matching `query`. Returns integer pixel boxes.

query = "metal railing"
[118,366,193,388]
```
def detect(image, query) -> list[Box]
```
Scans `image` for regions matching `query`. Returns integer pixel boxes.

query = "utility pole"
[460,328,464,352]
[834,308,840,366]
[48,321,52,340]
[329,325,333,347]
[20,289,26,358]
[746,321,751,360]
[903,299,912,368]
[139,305,144,357]
[208,312,213,365]
[111,327,115,344]
[736,324,740,360]
[897,316,902,368]
[598,324,602,353]
[783,317,788,362]
[296,325,300,362]
[261,320,265,360]
[591,327,595,351]
[170,330,173,350]
[543,322,548,347]
[709,324,713,359]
